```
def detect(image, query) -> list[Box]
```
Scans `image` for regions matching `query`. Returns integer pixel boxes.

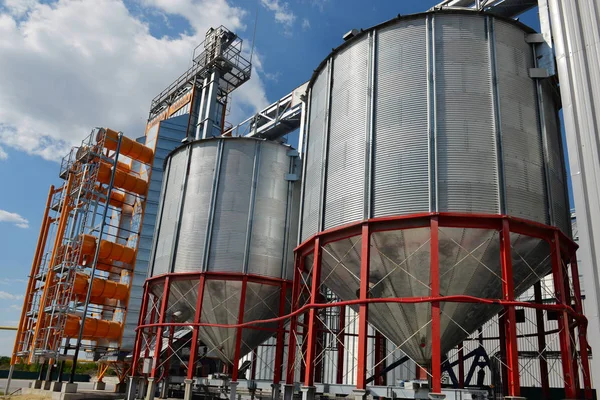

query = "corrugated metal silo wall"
[299,11,569,240]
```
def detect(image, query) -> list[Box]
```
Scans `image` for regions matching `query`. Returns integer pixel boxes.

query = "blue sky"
[0,0,544,356]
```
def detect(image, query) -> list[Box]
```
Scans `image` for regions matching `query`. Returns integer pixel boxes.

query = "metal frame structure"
[288,213,592,400]
[130,272,291,400]
[9,127,155,392]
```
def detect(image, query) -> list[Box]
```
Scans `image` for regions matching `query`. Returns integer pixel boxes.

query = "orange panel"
[97,162,148,196]
[96,128,154,164]
[64,314,122,340]
[79,234,136,265]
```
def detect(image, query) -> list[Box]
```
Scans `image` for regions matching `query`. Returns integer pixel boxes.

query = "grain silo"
[132,137,300,399]
[289,10,587,400]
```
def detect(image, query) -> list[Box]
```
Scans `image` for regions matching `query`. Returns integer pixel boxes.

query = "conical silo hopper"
[145,137,299,368]
[298,10,570,370]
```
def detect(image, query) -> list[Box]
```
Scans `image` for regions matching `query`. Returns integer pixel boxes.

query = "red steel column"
[533,282,550,399]
[231,277,248,382]
[562,262,580,395]
[131,282,150,375]
[303,238,322,388]
[151,277,171,378]
[336,305,346,384]
[273,282,288,384]
[498,312,509,394]
[499,219,520,397]
[430,216,442,394]
[356,224,371,390]
[187,275,206,380]
[550,231,576,398]
[458,343,464,388]
[286,256,303,384]
[374,330,385,385]
[570,257,593,399]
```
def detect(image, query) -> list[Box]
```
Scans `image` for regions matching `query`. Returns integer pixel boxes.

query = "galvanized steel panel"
[248,141,292,278]
[152,149,187,275]
[435,14,498,213]
[373,19,430,217]
[324,36,369,229]
[173,141,218,272]
[301,68,328,241]
[495,20,548,224]
[208,140,255,272]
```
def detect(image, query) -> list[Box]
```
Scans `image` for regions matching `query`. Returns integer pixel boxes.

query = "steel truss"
[289,213,592,400]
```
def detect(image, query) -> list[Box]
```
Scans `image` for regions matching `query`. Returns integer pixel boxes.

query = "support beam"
[303,239,322,388]
[356,224,370,391]
[533,282,550,399]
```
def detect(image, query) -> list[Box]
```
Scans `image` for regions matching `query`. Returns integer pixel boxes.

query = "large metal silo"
[137,137,299,380]
[293,10,576,396]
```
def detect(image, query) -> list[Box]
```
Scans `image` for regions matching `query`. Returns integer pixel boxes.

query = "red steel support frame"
[374,330,386,386]
[231,277,248,382]
[430,217,442,394]
[550,231,576,399]
[458,343,464,388]
[356,224,371,390]
[273,281,288,384]
[336,305,346,384]
[132,283,151,375]
[499,219,520,397]
[533,281,550,399]
[303,238,322,388]
[151,276,171,378]
[286,257,303,384]
[186,275,206,380]
[571,257,593,399]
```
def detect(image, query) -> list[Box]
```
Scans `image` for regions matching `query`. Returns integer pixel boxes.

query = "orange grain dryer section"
[64,314,122,340]
[80,234,136,264]
[97,162,148,196]
[73,272,129,301]
[97,128,154,164]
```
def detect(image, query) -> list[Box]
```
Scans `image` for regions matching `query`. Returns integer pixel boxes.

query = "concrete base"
[271,383,281,400]
[32,380,43,389]
[43,381,52,390]
[126,377,138,400]
[352,389,368,400]
[229,381,239,400]
[301,386,316,400]
[50,381,63,392]
[428,394,446,400]
[93,381,106,391]
[62,383,78,394]
[183,379,194,400]
[159,377,169,399]
[283,384,295,400]
[145,377,156,400]
[115,382,127,393]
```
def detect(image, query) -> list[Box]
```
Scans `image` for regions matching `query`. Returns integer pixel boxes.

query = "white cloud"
[0,291,23,300]
[0,278,27,284]
[0,0,270,161]
[302,18,310,31]
[0,146,7,160]
[260,0,296,29]
[0,209,29,228]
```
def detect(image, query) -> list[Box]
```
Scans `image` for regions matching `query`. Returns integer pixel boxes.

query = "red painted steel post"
[550,231,576,398]
[132,281,151,375]
[570,257,593,399]
[336,305,346,384]
[303,238,322,388]
[458,343,464,388]
[499,219,520,397]
[273,282,288,384]
[533,282,550,399]
[232,277,249,382]
[187,275,206,380]
[286,256,303,384]
[314,293,325,384]
[151,277,171,378]
[356,224,371,391]
[430,217,442,394]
